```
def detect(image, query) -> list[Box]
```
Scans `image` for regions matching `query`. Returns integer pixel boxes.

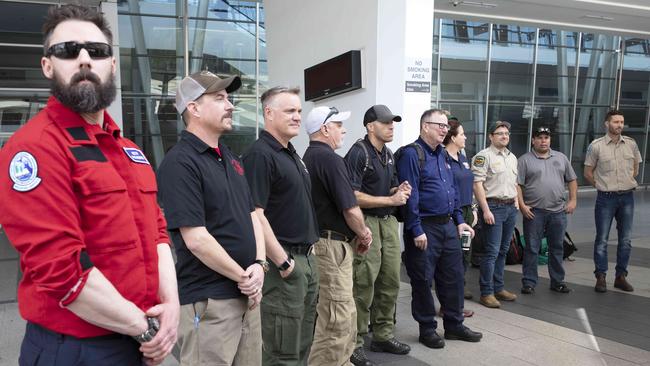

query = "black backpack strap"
[353,138,370,175]
[395,142,426,170]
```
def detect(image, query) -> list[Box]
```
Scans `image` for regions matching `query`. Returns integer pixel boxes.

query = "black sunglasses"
[322,107,339,124]
[46,41,113,60]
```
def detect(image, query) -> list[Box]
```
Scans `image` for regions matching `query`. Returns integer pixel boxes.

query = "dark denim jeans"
[403,219,464,335]
[594,191,634,277]
[522,208,567,288]
[479,203,518,296]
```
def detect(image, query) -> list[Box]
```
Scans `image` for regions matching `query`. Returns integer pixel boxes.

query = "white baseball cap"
[304,106,351,135]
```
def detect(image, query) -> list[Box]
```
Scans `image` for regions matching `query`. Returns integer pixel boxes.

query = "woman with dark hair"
[444,116,477,316]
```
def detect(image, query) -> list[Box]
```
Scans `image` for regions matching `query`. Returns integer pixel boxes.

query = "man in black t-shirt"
[344,105,412,365]
[303,105,373,366]
[158,71,266,365]
[242,86,320,366]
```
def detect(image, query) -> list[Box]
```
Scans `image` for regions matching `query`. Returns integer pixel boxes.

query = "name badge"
[123,147,150,165]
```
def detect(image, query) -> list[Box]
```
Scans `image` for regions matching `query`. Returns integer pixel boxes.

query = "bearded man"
[0,4,179,366]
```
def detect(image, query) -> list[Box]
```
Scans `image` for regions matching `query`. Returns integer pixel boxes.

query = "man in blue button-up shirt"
[396,109,481,350]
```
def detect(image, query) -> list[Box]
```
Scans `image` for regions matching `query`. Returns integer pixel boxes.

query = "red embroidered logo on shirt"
[231,159,244,175]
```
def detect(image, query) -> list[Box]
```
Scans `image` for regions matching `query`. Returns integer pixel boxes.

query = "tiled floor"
[2,189,650,365]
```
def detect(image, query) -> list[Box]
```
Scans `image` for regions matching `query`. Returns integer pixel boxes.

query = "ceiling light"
[450,1,498,9]
[581,14,614,21]
[574,0,650,12]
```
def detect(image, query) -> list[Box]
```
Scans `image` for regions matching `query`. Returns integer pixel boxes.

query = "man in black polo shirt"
[242,86,320,366]
[157,71,266,365]
[344,105,412,365]
[303,105,373,366]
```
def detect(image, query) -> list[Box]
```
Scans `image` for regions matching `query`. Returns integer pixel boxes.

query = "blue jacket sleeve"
[446,153,465,226]
[396,147,424,237]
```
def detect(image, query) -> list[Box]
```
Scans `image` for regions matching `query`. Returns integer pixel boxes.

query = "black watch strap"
[133,317,160,343]
[278,254,293,271]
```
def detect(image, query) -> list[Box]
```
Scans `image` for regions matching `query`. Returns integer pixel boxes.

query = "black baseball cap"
[533,126,551,137]
[363,105,402,126]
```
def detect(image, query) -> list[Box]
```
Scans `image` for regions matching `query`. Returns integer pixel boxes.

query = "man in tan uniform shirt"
[472,121,519,308]
[584,110,642,293]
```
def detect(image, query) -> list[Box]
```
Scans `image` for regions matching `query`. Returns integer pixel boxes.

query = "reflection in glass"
[117,1,266,168]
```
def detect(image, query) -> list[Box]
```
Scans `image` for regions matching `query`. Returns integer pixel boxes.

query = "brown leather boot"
[614,275,634,292]
[595,273,607,293]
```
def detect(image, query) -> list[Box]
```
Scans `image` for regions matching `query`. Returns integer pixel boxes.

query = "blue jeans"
[594,191,634,277]
[403,219,464,335]
[522,209,567,288]
[479,203,517,296]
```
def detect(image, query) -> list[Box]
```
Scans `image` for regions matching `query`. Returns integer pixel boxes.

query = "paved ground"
[2,190,650,365]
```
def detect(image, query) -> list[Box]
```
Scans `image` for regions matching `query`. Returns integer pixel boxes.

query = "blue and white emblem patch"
[123,147,150,165]
[9,151,41,192]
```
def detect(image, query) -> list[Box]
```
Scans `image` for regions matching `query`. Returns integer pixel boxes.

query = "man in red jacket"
[0,5,179,366]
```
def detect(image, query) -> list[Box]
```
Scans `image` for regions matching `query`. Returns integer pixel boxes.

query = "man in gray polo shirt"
[517,127,578,294]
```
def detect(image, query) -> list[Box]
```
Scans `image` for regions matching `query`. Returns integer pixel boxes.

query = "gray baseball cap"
[175,70,241,114]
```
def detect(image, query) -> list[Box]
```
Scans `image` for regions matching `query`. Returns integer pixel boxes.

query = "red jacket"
[0,97,169,338]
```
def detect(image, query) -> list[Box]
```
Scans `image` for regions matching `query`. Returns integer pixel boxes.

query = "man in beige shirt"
[472,121,519,309]
[584,110,642,293]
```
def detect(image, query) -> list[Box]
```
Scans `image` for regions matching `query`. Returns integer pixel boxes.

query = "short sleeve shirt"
[303,141,358,238]
[157,130,256,305]
[517,149,577,212]
[584,135,642,192]
[344,136,398,217]
[472,145,518,199]
[242,130,319,246]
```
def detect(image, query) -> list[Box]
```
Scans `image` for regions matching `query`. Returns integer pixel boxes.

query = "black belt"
[365,213,392,219]
[28,322,129,342]
[320,230,352,243]
[282,244,315,256]
[599,189,635,195]
[487,197,515,205]
[422,214,451,225]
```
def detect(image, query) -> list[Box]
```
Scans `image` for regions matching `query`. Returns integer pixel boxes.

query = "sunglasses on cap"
[322,107,339,124]
[46,41,113,60]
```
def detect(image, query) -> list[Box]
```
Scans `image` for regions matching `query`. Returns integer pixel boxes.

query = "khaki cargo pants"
[178,297,261,366]
[308,235,356,366]
[353,215,401,348]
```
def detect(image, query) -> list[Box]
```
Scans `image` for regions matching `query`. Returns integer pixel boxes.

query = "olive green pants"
[261,251,319,366]
[353,215,401,347]
[308,236,356,366]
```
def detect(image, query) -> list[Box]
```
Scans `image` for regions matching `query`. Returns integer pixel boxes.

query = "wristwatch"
[254,259,269,273]
[278,254,293,271]
[133,317,160,343]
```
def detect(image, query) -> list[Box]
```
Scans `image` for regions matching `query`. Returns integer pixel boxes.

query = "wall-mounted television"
[304,50,362,102]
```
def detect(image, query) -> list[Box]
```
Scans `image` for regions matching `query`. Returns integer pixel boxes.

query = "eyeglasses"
[536,127,550,134]
[492,131,510,136]
[424,121,450,130]
[323,107,339,124]
[46,41,113,60]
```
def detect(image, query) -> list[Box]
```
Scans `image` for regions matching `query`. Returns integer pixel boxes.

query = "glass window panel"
[489,25,535,103]
[0,2,51,44]
[439,47,488,102]
[0,96,47,134]
[0,46,49,89]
